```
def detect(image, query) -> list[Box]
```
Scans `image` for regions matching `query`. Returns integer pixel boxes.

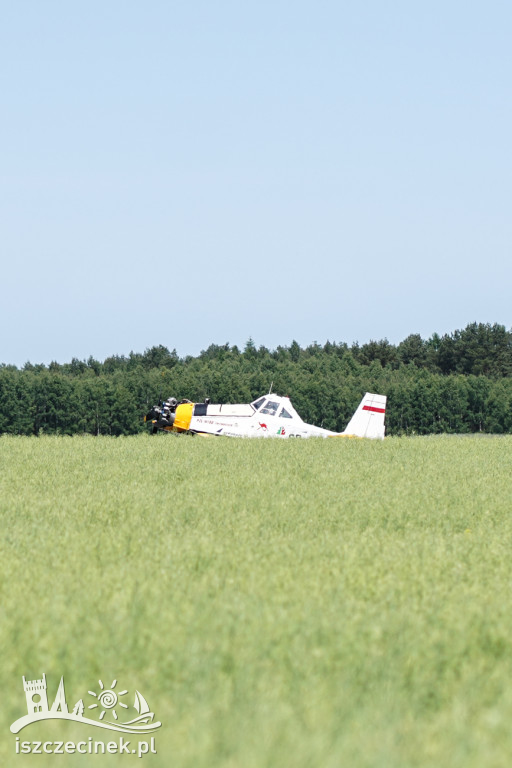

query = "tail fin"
[341,392,387,439]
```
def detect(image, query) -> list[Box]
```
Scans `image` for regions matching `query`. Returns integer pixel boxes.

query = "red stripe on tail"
[363,405,386,414]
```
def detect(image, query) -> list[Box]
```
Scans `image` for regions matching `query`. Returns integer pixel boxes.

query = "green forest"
[1,322,511,436]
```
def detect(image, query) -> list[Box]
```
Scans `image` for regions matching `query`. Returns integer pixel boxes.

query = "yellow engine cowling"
[173,402,194,431]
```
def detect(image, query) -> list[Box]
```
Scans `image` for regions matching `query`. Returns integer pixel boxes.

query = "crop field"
[1,434,512,767]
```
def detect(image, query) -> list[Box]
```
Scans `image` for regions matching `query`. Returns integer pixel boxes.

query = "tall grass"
[1,434,512,766]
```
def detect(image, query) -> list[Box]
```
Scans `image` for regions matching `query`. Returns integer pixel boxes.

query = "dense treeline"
[1,323,511,436]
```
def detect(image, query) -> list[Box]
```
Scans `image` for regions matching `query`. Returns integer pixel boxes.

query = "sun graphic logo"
[88,679,129,722]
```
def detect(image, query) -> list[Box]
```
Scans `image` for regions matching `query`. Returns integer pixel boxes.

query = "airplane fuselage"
[189,401,331,438]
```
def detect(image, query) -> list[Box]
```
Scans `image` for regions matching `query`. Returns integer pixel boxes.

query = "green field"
[1,434,512,767]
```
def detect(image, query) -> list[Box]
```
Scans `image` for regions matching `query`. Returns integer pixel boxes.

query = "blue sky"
[1,1,511,366]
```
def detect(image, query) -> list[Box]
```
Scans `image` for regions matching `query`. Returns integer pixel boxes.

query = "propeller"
[145,397,178,432]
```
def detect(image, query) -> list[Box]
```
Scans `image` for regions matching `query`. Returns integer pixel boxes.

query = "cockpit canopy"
[251,395,302,421]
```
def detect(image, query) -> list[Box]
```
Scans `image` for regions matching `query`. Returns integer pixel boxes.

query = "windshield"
[260,400,279,416]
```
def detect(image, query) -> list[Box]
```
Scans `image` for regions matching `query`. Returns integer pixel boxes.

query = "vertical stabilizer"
[341,393,386,439]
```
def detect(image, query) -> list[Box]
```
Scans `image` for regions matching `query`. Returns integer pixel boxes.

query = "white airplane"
[145,391,386,439]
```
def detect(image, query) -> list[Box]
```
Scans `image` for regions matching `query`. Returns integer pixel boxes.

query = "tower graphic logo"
[23,674,49,715]
[11,674,161,735]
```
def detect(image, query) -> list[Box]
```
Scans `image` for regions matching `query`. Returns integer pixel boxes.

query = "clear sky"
[1,1,511,366]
